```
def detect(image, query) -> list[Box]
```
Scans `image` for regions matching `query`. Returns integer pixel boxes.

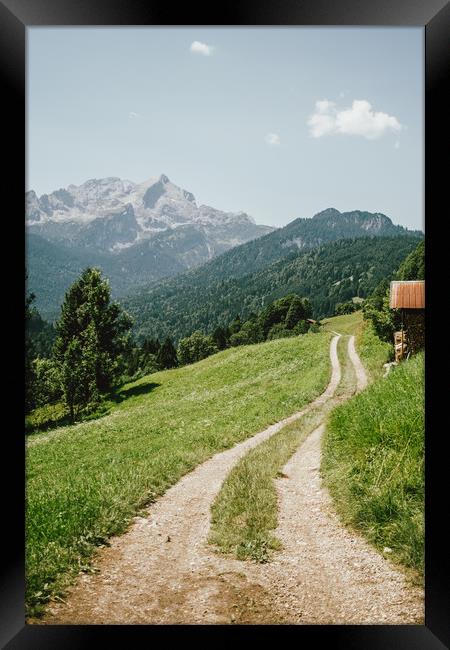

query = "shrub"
[177,331,218,365]
[32,357,63,407]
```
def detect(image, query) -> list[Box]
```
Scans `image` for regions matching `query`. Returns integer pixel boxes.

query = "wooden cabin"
[389,280,425,361]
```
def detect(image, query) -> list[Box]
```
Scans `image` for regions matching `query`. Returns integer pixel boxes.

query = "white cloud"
[265,132,281,146]
[129,111,140,119]
[308,99,402,140]
[190,41,214,56]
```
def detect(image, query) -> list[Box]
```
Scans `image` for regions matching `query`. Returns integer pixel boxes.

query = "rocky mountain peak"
[26,173,273,256]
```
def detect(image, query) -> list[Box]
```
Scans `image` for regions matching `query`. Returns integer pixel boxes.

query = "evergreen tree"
[27,308,56,358]
[25,290,36,413]
[32,357,63,407]
[53,268,132,419]
[142,338,160,355]
[61,335,98,422]
[285,295,308,329]
[335,301,357,316]
[157,337,178,369]
[229,320,263,346]
[212,326,228,350]
[397,240,425,281]
[228,314,242,335]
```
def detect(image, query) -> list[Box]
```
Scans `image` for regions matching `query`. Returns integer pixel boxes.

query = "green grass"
[323,311,392,381]
[209,336,353,563]
[322,352,424,578]
[321,310,364,336]
[26,331,331,616]
[356,319,393,381]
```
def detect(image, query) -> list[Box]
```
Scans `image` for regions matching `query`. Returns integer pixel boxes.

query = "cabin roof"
[389,280,425,309]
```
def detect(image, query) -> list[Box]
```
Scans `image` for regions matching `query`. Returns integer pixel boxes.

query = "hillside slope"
[155,207,420,286]
[26,331,331,616]
[123,235,422,342]
[27,204,421,321]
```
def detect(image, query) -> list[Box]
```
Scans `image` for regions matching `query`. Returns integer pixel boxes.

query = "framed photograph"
[1,0,448,646]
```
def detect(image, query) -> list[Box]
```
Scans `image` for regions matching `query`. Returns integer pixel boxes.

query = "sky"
[27,27,424,231]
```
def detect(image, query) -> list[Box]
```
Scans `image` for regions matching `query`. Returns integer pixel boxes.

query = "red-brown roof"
[389,281,425,309]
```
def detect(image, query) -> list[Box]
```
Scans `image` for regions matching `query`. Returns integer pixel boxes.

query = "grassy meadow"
[26,330,331,615]
[322,351,424,577]
[356,319,393,380]
[321,310,364,336]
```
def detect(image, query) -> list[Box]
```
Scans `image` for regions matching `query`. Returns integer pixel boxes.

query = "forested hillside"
[26,233,188,321]
[163,208,420,288]
[27,207,421,321]
[123,235,422,343]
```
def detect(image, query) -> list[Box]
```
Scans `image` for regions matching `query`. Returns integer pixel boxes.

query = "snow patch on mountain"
[26,173,274,256]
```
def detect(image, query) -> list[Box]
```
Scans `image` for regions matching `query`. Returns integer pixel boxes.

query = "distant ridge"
[121,218,423,342]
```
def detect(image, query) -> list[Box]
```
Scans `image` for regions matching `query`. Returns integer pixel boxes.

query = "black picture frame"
[1,0,448,647]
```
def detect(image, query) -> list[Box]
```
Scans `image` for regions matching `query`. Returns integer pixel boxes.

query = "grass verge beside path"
[26,331,331,617]
[322,311,392,381]
[209,336,352,563]
[322,352,424,579]
[356,320,393,381]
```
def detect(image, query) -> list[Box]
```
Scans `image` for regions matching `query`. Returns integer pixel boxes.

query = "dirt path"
[347,334,368,391]
[38,335,423,625]
[39,336,341,624]
[269,336,422,623]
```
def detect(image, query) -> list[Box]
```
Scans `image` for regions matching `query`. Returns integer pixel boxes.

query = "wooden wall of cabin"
[404,309,425,353]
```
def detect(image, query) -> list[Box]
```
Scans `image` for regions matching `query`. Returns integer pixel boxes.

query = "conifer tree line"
[25,240,424,428]
[26,267,317,426]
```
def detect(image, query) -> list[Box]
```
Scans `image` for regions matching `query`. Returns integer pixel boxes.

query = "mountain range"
[26,174,273,317]
[25,174,423,323]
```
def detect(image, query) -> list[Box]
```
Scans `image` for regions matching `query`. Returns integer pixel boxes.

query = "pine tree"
[25,290,36,413]
[228,314,241,335]
[54,268,132,419]
[61,334,99,422]
[285,295,307,329]
[157,337,178,369]
[212,326,228,350]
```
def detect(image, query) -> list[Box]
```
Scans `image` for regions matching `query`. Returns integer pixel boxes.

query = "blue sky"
[27,27,423,230]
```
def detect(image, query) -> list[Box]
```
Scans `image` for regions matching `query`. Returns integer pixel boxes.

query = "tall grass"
[26,331,331,616]
[322,352,424,577]
[357,319,393,380]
